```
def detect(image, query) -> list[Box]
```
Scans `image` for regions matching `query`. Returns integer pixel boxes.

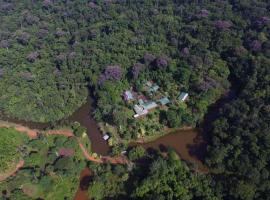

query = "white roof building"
[179,92,189,102]
[103,134,110,141]
[133,105,148,118]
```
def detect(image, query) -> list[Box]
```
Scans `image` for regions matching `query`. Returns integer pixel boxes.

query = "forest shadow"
[187,89,237,163]
[80,175,92,190]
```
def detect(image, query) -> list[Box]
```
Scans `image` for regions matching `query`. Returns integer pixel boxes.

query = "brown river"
[0,90,236,200]
[0,97,110,155]
[139,129,208,172]
[1,96,208,165]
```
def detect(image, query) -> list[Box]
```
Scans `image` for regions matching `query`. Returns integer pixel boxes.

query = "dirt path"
[45,129,130,165]
[78,140,103,163]
[46,129,74,137]
[0,121,38,139]
[77,138,129,165]
[0,160,24,182]
[0,121,130,166]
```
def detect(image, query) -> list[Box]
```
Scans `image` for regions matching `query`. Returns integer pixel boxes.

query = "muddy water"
[67,97,109,155]
[0,89,236,199]
[139,129,208,172]
[137,90,236,172]
[0,96,109,155]
[73,168,92,200]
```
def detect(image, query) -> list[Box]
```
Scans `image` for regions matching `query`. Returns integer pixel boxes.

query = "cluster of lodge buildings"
[123,81,189,118]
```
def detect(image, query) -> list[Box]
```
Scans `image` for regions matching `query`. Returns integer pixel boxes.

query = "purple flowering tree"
[196,9,209,18]
[55,53,66,64]
[132,63,144,78]
[197,76,220,92]
[180,47,190,57]
[24,14,39,25]
[55,28,66,38]
[0,3,13,11]
[214,20,232,31]
[143,52,156,64]
[98,65,123,85]
[37,29,49,39]
[16,31,30,45]
[68,52,76,60]
[27,51,39,62]
[155,56,168,69]
[43,0,52,8]
[104,65,122,80]
[256,16,270,27]
[250,40,262,52]
[0,40,10,48]
[98,74,107,85]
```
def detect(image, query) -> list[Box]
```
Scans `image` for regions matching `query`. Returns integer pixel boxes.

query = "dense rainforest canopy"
[88,150,218,200]
[0,0,270,200]
[0,0,233,123]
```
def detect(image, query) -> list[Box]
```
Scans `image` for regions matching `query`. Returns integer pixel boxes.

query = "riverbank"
[0,89,236,179]
[98,122,208,172]
[0,120,129,165]
[0,95,211,174]
[0,120,38,139]
[74,168,92,200]
[132,126,194,144]
[135,128,208,173]
[0,96,110,156]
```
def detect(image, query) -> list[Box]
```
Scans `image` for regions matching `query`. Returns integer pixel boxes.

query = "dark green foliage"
[206,56,270,199]
[204,1,270,198]
[88,151,218,200]
[72,122,87,137]
[54,157,75,171]
[128,146,146,161]
[0,0,232,124]
[0,130,86,200]
[88,164,129,200]
[165,108,182,128]
[0,0,269,199]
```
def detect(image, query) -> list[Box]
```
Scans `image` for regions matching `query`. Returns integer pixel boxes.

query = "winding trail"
[45,128,129,165]
[0,121,130,166]
[0,160,24,182]
[78,140,103,163]
[77,138,129,164]
[0,121,38,139]
[46,129,74,137]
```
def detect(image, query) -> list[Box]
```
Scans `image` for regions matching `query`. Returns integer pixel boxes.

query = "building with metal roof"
[142,101,158,110]
[133,104,148,118]
[158,97,170,105]
[148,84,159,93]
[179,92,189,102]
[103,134,110,141]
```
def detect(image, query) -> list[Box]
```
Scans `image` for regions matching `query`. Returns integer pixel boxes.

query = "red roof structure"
[58,148,75,157]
